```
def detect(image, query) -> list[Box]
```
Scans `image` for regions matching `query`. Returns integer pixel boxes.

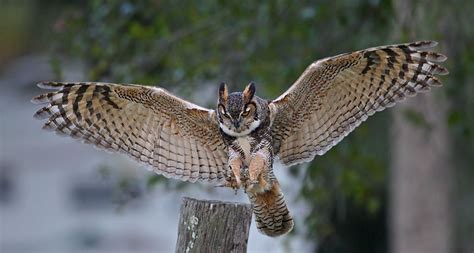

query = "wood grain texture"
[175,197,252,253]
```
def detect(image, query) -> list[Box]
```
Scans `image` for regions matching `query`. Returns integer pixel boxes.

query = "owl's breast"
[235,136,253,166]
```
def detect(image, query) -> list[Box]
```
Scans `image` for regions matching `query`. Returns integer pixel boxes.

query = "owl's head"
[217,82,262,137]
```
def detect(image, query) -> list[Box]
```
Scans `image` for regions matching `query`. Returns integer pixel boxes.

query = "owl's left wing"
[270,41,448,167]
[32,82,228,183]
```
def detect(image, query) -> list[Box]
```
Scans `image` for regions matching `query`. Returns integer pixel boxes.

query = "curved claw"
[216,175,241,194]
[245,178,272,194]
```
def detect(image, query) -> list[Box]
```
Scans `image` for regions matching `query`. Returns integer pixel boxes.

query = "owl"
[32,41,447,237]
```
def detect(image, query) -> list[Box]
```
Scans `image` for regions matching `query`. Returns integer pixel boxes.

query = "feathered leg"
[246,147,293,236]
[247,179,294,236]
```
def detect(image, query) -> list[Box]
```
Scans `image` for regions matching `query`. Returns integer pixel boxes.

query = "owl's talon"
[245,177,273,193]
[219,174,242,191]
[245,180,259,192]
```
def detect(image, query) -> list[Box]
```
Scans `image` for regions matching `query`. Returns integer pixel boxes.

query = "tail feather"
[247,181,293,237]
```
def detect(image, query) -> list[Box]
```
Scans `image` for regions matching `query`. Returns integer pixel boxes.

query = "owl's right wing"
[32,82,228,183]
[269,41,448,167]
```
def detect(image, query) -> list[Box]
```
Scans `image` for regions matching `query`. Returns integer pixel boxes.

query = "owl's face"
[217,82,261,137]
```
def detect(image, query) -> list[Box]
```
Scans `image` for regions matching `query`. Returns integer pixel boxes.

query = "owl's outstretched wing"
[270,41,448,166]
[32,82,228,183]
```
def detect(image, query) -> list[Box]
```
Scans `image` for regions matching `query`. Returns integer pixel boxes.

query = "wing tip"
[31,93,50,104]
[33,107,49,119]
[30,96,42,104]
[37,81,64,90]
[428,76,443,87]
[434,52,448,62]
[409,40,438,49]
[41,121,56,131]
[438,66,449,75]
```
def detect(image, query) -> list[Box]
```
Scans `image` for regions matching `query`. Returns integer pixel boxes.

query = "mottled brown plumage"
[32,41,447,237]
[32,82,228,182]
[270,41,448,165]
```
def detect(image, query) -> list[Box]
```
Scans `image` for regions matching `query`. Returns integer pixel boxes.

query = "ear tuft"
[219,82,228,103]
[243,81,256,102]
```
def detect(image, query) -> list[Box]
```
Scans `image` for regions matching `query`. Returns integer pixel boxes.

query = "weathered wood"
[175,197,253,253]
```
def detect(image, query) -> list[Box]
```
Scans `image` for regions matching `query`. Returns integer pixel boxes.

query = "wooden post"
[175,197,253,253]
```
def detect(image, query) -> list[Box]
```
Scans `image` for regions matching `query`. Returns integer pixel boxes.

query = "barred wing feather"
[270,41,448,166]
[32,82,228,183]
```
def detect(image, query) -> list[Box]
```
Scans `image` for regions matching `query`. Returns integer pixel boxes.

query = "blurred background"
[0,1,473,253]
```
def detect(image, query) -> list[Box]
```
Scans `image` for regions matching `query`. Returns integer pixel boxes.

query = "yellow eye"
[219,105,230,118]
[242,105,252,117]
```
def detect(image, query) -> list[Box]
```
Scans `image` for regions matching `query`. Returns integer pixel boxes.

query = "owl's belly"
[236,136,252,166]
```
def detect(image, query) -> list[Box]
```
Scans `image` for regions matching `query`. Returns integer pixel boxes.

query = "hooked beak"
[233,120,240,129]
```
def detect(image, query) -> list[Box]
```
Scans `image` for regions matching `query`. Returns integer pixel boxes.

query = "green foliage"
[55,0,394,92]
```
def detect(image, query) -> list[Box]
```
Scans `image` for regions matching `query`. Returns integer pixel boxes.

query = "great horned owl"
[32,41,447,237]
